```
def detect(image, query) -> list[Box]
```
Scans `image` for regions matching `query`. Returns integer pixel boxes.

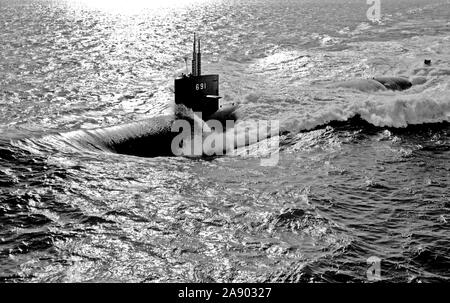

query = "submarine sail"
[175,34,221,118]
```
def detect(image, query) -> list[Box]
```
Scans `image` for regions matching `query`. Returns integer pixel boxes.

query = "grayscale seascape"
[0,0,449,282]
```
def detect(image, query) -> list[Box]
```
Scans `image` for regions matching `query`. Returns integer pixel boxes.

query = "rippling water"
[1,0,449,282]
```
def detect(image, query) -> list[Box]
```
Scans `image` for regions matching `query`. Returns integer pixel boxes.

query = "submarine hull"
[60,106,241,158]
[329,77,413,92]
[62,115,177,157]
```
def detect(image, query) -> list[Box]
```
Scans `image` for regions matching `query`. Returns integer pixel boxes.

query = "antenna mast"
[192,33,197,76]
[191,33,202,76]
[197,37,201,76]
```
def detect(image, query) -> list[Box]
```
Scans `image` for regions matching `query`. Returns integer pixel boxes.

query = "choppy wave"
[281,88,450,133]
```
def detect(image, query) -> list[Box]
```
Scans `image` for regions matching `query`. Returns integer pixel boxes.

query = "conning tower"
[175,34,221,118]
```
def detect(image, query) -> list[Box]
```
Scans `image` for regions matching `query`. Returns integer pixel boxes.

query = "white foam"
[281,87,450,132]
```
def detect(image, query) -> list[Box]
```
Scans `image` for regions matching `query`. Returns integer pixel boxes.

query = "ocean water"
[0,0,449,282]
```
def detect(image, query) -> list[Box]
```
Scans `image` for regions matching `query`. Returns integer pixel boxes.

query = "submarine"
[60,34,241,158]
[55,35,423,158]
